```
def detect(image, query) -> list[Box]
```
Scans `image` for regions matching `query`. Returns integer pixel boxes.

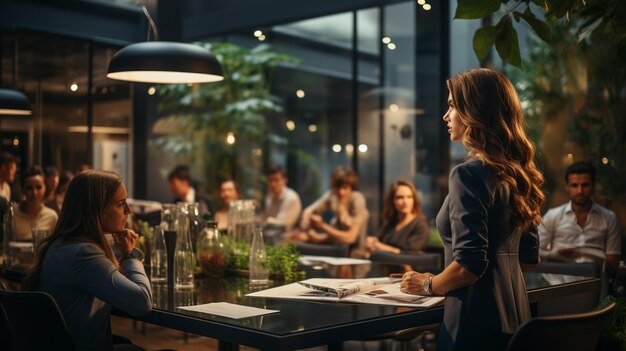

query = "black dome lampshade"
[0,88,32,116]
[106,41,224,84]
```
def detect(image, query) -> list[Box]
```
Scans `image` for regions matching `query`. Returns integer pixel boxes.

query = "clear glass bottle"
[197,221,226,277]
[174,206,194,289]
[249,227,269,286]
[150,225,168,283]
[186,202,201,248]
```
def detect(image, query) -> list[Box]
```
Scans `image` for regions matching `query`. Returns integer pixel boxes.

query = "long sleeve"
[448,164,490,278]
[72,243,152,316]
[519,226,539,264]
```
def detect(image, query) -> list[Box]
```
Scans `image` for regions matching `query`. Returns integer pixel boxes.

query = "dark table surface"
[116,262,600,351]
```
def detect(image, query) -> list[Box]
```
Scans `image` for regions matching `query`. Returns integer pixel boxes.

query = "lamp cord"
[142,6,159,41]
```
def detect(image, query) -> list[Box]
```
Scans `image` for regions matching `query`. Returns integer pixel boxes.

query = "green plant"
[456,0,626,68]
[221,236,301,281]
[597,296,626,350]
[154,42,297,201]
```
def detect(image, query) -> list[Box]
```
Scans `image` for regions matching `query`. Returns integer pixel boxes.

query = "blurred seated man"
[168,165,213,220]
[296,166,369,257]
[214,178,240,231]
[0,152,17,201]
[262,165,302,232]
[539,161,621,283]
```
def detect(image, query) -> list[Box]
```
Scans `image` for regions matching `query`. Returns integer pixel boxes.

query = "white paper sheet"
[298,255,371,266]
[247,280,444,308]
[177,302,279,319]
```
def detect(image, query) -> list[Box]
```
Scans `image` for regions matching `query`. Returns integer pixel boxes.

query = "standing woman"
[396,68,544,350]
[23,170,152,351]
[367,180,430,255]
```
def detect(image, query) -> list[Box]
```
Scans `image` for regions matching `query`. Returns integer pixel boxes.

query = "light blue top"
[37,239,152,351]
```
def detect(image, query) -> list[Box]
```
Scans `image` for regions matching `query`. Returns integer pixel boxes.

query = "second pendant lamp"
[107,7,224,84]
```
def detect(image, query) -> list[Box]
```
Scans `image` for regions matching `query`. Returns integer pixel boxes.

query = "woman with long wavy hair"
[23,170,152,351]
[366,180,430,256]
[395,68,544,351]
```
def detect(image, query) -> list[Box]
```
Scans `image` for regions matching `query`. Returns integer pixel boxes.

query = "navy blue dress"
[435,158,539,351]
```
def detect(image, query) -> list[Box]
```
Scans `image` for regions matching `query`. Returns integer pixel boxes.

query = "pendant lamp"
[0,88,32,116]
[106,7,224,84]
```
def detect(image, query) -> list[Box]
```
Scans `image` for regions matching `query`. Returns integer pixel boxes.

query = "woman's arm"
[72,243,152,316]
[396,261,478,295]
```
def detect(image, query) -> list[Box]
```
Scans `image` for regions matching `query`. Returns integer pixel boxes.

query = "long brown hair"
[382,180,425,227]
[22,170,123,290]
[447,68,544,232]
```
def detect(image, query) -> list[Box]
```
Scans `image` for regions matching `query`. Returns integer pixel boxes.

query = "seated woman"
[297,166,369,257]
[23,170,152,351]
[367,180,430,256]
[13,166,58,241]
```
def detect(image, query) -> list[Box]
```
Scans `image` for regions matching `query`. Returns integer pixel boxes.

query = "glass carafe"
[249,227,269,286]
[150,225,168,283]
[197,221,226,277]
[174,205,194,289]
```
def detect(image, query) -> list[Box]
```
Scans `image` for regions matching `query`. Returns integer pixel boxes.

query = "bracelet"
[423,276,433,295]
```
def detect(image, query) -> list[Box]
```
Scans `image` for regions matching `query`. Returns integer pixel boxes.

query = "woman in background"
[23,170,152,351]
[367,180,429,256]
[13,166,58,241]
[396,68,544,351]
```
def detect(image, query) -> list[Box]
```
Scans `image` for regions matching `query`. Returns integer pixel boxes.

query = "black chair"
[295,241,350,257]
[0,289,77,350]
[370,251,442,273]
[506,301,616,351]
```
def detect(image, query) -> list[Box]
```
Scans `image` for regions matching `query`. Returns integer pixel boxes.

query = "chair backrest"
[369,251,442,272]
[296,242,350,257]
[0,290,76,351]
[535,261,602,277]
[506,301,615,351]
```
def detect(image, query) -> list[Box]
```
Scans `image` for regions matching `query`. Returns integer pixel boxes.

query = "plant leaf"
[495,15,522,68]
[519,11,552,43]
[473,25,496,61]
[455,0,501,19]
[577,16,603,43]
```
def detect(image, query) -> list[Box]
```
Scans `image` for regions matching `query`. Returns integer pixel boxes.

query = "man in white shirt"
[263,165,302,231]
[539,161,621,282]
[0,152,17,201]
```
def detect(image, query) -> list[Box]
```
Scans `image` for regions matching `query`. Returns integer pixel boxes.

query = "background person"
[13,166,58,241]
[396,68,545,351]
[45,170,74,214]
[0,152,17,201]
[43,166,59,204]
[539,161,621,283]
[367,180,430,256]
[23,170,152,351]
[168,165,213,219]
[262,165,302,231]
[214,178,240,231]
[298,166,369,257]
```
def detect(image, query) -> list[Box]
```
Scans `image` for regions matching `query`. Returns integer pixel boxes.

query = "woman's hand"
[113,229,139,256]
[391,271,435,295]
[310,214,324,230]
[367,236,380,252]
